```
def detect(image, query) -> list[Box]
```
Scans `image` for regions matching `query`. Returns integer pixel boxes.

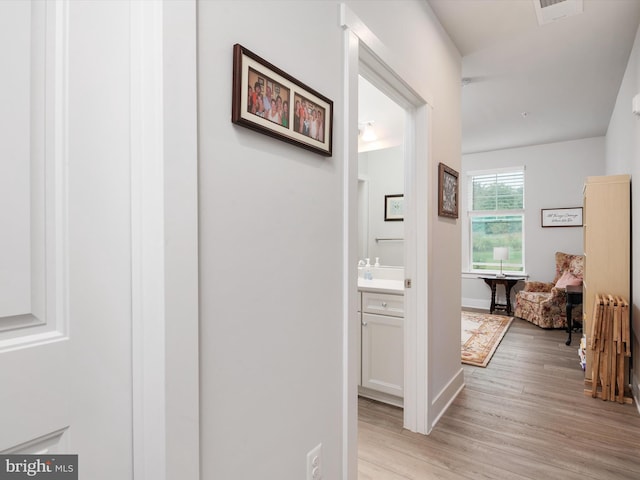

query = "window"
[468,168,524,273]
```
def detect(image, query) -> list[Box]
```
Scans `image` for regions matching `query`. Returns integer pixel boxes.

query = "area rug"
[461,311,513,367]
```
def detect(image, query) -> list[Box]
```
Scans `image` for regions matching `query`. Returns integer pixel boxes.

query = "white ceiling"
[428,0,640,154]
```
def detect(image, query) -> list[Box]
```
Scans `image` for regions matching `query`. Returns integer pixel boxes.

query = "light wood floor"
[358,317,640,479]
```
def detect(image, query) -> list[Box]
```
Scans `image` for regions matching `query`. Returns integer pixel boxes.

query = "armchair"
[514,252,583,329]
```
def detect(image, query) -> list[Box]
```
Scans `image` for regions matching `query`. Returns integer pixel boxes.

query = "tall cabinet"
[582,174,631,387]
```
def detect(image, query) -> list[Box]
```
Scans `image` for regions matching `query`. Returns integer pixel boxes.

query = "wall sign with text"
[541,207,583,227]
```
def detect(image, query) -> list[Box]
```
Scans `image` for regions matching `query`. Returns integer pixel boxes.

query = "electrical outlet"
[306,443,322,480]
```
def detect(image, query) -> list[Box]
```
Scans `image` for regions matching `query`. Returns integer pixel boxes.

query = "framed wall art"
[384,194,404,221]
[541,207,583,227]
[231,43,333,156]
[438,162,458,218]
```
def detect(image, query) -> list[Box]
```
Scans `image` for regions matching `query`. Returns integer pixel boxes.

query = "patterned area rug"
[461,311,513,367]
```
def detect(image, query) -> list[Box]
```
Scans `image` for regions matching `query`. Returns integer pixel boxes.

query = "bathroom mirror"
[357,75,405,267]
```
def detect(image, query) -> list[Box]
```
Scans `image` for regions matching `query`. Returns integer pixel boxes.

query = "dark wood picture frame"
[232,43,333,157]
[384,194,404,221]
[541,207,583,227]
[438,162,458,218]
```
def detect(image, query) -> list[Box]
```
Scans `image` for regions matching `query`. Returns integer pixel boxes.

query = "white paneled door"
[0,1,134,476]
[0,2,199,478]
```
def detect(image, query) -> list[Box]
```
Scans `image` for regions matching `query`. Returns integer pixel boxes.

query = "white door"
[0,1,133,476]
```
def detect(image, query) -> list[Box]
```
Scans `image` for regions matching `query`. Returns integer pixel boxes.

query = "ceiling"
[427,0,640,154]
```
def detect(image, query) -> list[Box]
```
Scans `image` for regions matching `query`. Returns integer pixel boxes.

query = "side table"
[565,285,583,345]
[480,276,526,316]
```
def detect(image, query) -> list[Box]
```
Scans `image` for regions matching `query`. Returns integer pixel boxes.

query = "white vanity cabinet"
[359,291,404,403]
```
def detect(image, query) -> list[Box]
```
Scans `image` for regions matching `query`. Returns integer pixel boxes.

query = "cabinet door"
[361,313,403,397]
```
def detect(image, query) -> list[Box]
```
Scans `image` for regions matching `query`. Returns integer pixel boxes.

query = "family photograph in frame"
[232,44,333,156]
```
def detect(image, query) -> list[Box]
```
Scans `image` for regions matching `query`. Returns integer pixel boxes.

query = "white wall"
[359,146,404,267]
[198,0,461,477]
[461,137,605,309]
[605,20,640,406]
[198,2,343,478]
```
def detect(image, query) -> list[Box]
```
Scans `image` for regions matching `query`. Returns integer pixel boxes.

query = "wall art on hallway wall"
[438,162,458,218]
[232,43,333,156]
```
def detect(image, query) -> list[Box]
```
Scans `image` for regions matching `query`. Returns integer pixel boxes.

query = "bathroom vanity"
[357,268,404,407]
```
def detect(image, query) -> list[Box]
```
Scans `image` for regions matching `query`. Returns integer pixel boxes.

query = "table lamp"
[493,247,509,278]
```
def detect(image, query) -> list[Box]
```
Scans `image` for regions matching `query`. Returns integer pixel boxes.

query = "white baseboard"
[429,367,465,432]
[462,298,490,311]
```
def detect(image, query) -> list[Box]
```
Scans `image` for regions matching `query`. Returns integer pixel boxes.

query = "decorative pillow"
[555,270,582,288]
[554,252,583,283]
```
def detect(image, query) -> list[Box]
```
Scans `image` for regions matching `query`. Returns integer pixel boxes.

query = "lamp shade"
[493,247,509,262]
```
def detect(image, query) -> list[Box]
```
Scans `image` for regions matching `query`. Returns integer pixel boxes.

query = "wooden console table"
[480,276,525,315]
[565,284,583,345]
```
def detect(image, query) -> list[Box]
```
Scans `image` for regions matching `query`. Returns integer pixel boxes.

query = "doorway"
[341,6,435,478]
[347,39,431,433]
[356,73,407,407]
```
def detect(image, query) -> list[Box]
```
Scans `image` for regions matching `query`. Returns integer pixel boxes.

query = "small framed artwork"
[438,163,458,218]
[232,44,333,156]
[541,207,583,227]
[384,194,404,221]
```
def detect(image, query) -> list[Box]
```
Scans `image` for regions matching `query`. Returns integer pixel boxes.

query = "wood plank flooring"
[358,317,640,479]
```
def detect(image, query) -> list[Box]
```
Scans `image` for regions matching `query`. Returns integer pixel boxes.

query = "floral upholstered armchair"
[514,252,584,329]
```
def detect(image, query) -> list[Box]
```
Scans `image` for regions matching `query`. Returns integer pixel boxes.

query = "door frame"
[340,3,433,478]
[130,1,199,479]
